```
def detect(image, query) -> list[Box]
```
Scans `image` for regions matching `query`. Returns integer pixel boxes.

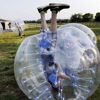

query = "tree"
[70,13,83,22]
[57,19,62,23]
[95,12,100,22]
[37,19,41,23]
[46,19,50,23]
[57,19,70,23]
[83,13,93,22]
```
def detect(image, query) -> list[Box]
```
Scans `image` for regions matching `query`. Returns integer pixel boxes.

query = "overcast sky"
[0,0,100,21]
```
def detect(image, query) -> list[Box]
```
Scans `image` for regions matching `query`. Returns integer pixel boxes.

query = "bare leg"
[37,5,50,30]
[55,62,72,82]
[20,32,25,38]
[40,13,48,30]
[20,32,22,38]
[50,12,57,32]
[57,72,72,82]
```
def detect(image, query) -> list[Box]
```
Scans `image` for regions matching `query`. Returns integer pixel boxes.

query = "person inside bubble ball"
[37,3,72,88]
[18,27,25,38]
[15,22,25,38]
[37,3,72,87]
[37,3,70,66]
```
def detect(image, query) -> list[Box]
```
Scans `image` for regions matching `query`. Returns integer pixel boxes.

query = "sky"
[0,0,100,21]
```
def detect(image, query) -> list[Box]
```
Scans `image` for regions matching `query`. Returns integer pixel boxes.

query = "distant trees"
[70,13,83,22]
[83,13,93,22]
[24,20,37,23]
[24,12,100,23]
[37,19,41,23]
[57,19,70,23]
[70,13,93,22]
[95,12,100,22]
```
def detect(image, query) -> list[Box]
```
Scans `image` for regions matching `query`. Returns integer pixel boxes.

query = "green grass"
[91,27,100,50]
[0,28,39,100]
[0,92,18,100]
[0,26,100,100]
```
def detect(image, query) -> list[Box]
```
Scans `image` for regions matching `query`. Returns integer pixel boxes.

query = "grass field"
[0,25,100,100]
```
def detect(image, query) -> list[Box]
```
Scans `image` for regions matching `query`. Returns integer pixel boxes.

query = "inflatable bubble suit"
[0,23,3,34]
[11,19,26,34]
[14,23,100,100]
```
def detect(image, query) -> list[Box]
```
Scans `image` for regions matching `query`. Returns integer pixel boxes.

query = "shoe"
[49,3,70,12]
[37,5,50,13]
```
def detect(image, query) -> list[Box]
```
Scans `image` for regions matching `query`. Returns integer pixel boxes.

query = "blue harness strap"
[39,38,51,49]
[48,74,58,86]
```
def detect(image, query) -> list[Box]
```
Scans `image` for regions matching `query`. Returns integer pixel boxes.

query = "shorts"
[41,54,54,67]
[40,28,57,47]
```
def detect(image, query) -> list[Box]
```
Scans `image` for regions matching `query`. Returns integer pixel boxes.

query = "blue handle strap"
[39,38,51,49]
[48,74,58,87]
[63,68,69,76]
[70,72,76,84]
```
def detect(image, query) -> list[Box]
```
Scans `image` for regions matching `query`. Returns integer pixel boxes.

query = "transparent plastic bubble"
[14,23,100,100]
[59,23,97,45]
[11,19,26,34]
[0,23,3,34]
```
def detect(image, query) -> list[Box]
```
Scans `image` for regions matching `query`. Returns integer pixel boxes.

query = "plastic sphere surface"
[59,23,97,45]
[0,23,3,34]
[11,19,26,34]
[14,23,100,100]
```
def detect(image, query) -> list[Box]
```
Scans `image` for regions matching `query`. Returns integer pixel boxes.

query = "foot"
[37,5,50,13]
[22,34,25,37]
[49,3,70,13]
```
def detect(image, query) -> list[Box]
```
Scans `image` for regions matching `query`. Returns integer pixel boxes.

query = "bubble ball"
[11,19,26,34]
[0,23,3,34]
[14,23,100,100]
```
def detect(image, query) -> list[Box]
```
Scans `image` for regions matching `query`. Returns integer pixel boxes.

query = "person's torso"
[46,65,56,74]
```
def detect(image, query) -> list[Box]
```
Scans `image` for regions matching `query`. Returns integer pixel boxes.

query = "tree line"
[24,12,100,23]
